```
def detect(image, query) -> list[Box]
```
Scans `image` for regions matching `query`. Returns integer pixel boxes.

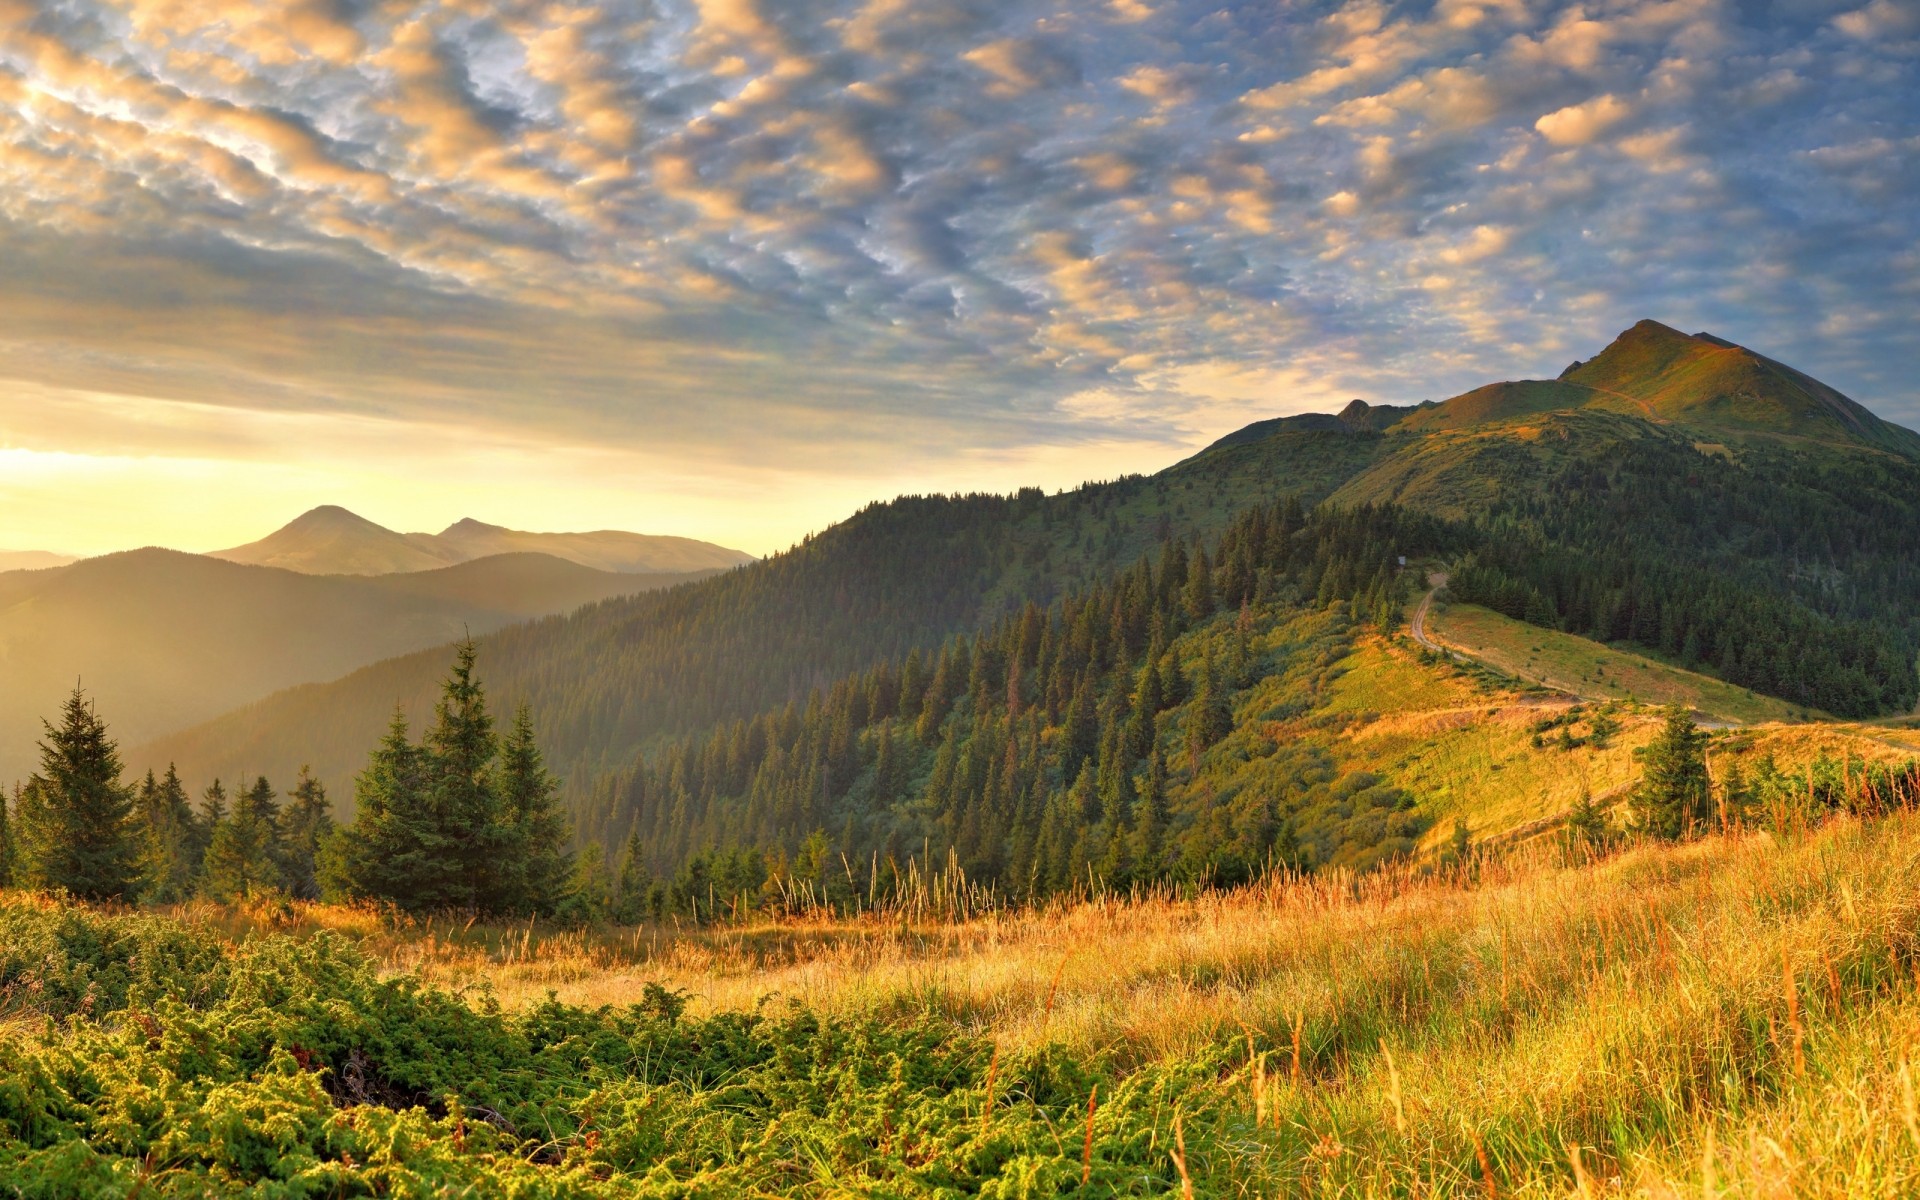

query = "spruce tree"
[424,641,503,910]
[15,687,139,900]
[1630,705,1711,839]
[1189,655,1233,758]
[1132,746,1170,880]
[280,768,334,901]
[191,779,227,877]
[0,784,14,889]
[323,708,432,908]
[135,765,197,902]
[498,706,571,915]
[327,648,568,915]
[204,776,283,900]
[612,825,652,924]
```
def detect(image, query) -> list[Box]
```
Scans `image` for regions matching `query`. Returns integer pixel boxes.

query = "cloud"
[1535,94,1633,144]
[0,0,1914,557]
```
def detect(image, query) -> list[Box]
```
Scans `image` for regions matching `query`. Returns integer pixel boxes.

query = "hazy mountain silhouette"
[209,506,754,576]
[0,549,718,783]
[0,550,77,572]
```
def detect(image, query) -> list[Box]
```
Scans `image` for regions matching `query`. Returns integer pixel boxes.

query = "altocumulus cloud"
[1,0,1918,497]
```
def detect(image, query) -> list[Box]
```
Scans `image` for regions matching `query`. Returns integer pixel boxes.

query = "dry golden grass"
[146,802,1920,1195]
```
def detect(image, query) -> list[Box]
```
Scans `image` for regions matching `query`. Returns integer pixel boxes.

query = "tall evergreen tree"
[425,641,503,910]
[327,649,570,915]
[14,687,139,900]
[280,768,334,900]
[323,708,433,908]
[1132,746,1170,880]
[1630,706,1711,839]
[612,825,653,924]
[135,765,197,902]
[204,776,283,900]
[0,784,14,889]
[191,779,228,877]
[1188,655,1233,762]
[498,706,571,915]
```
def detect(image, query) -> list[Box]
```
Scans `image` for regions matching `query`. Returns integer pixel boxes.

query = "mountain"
[134,322,1920,836]
[210,506,455,574]
[210,506,753,576]
[433,518,754,574]
[0,551,78,572]
[0,550,717,783]
[132,430,1385,797]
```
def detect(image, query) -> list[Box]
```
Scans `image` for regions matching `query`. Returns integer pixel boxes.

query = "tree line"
[1450,433,1920,717]
[0,646,574,916]
[568,499,1458,918]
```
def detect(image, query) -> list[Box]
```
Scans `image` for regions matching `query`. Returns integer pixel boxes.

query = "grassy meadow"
[1424,602,1811,725]
[11,806,1920,1195]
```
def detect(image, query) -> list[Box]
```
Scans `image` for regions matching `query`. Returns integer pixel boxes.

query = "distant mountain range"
[0,551,77,572]
[0,548,725,783]
[209,506,754,576]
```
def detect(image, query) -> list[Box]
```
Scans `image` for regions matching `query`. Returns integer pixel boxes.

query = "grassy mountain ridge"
[0,549,710,784]
[1563,320,1920,455]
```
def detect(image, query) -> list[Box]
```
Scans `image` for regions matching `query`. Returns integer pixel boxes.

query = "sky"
[1,0,1916,558]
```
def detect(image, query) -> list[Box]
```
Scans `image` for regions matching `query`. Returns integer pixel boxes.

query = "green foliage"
[1630,706,1712,839]
[1444,429,1920,718]
[203,776,284,901]
[13,687,140,900]
[576,502,1450,912]
[0,901,1263,1197]
[279,768,334,901]
[325,645,572,916]
[133,766,197,903]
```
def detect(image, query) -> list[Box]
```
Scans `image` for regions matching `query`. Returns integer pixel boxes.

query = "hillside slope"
[136,322,1920,819]
[134,431,1387,797]
[0,551,708,784]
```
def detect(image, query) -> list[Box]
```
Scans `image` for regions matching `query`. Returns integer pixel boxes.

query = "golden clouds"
[1534,93,1631,144]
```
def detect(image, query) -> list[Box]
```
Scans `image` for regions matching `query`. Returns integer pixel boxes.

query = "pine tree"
[424,641,503,910]
[135,765,196,902]
[0,784,14,889]
[191,779,227,877]
[1630,705,1711,839]
[612,825,652,924]
[322,708,433,908]
[1563,785,1611,853]
[279,768,334,900]
[1132,746,1170,881]
[14,687,139,900]
[204,776,283,900]
[327,650,568,915]
[1189,655,1233,759]
[498,706,571,915]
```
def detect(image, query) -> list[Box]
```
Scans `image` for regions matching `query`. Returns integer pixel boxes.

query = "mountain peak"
[440,517,505,537]
[287,505,384,530]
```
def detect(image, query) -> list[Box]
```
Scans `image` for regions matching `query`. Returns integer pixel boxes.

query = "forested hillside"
[134,431,1389,796]
[130,322,1920,837]
[573,501,1457,909]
